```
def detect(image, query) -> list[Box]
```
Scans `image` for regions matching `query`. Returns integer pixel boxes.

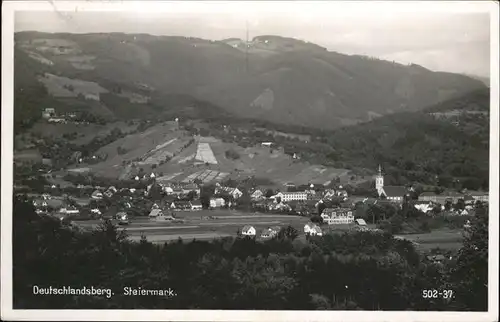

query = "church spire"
[378,164,382,175]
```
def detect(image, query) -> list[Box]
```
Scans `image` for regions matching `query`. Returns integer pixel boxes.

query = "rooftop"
[382,186,407,197]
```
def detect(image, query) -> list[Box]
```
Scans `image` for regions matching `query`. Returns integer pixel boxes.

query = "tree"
[454,199,465,211]
[277,226,299,241]
[316,202,326,216]
[265,189,274,198]
[186,190,197,201]
[448,210,488,310]
[310,215,323,224]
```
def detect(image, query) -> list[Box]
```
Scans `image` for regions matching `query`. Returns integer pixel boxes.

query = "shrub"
[225,149,240,160]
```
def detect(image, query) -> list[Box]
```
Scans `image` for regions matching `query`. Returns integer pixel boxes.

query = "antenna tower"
[245,20,249,73]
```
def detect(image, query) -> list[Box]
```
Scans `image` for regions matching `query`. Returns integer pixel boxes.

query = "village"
[23,161,489,245]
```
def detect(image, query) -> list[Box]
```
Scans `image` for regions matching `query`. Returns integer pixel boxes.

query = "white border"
[2,1,499,321]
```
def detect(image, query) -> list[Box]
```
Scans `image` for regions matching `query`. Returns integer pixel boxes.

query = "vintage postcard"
[1,1,498,321]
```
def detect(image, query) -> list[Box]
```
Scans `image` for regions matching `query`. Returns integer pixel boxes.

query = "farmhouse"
[414,201,435,214]
[48,118,67,123]
[260,227,279,239]
[304,223,323,236]
[170,187,183,196]
[336,189,348,198]
[163,186,174,194]
[323,189,336,199]
[42,107,56,119]
[241,225,256,236]
[33,199,48,208]
[250,189,264,201]
[469,191,489,203]
[216,186,243,200]
[170,201,192,210]
[148,209,164,218]
[115,212,128,222]
[59,206,80,215]
[210,197,226,208]
[107,186,118,194]
[321,208,354,225]
[418,192,439,203]
[463,195,475,205]
[84,93,100,101]
[355,218,367,226]
[272,191,308,202]
[149,209,174,221]
[191,201,203,211]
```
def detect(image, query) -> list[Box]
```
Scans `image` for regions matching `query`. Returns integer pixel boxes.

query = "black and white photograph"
[1,1,499,321]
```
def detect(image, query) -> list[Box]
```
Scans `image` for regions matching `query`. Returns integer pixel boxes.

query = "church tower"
[375,164,384,195]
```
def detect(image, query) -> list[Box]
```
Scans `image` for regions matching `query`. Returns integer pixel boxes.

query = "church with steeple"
[375,164,408,203]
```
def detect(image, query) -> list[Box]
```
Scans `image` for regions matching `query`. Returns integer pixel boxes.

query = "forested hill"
[14,31,486,129]
[321,88,490,189]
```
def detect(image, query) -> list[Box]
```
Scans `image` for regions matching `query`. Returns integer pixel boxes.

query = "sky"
[13,1,492,78]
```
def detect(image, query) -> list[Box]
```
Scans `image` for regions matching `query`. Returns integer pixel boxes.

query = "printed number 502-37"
[422,289,454,299]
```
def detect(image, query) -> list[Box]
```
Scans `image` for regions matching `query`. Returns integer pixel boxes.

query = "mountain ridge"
[14,31,487,129]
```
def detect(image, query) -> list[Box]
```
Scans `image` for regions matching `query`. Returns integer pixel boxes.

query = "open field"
[73,210,311,242]
[395,229,464,252]
[38,73,108,100]
[23,121,138,145]
[83,122,349,185]
[72,211,466,251]
[195,142,218,164]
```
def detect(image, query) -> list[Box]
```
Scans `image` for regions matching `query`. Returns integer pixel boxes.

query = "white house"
[210,197,226,208]
[191,201,203,211]
[322,208,354,225]
[91,208,102,215]
[60,207,80,215]
[304,223,323,236]
[323,189,336,199]
[149,209,174,221]
[163,186,174,194]
[261,142,273,147]
[414,202,434,214]
[273,191,308,202]
[217,186,243,200]
[241,225,256,236]
[107,186,118,194]
[251,189,264,201]
[260,227,279,239]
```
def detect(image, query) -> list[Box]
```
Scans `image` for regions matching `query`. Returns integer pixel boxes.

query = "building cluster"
[26,162,489,237]
[41,107,79,124]
[241,222,323,239]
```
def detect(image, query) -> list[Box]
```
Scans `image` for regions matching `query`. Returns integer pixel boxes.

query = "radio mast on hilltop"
[245,20,249,73]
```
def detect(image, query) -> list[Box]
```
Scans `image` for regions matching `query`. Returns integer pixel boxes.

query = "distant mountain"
[14,31,487,129]
[464,74,490,87]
